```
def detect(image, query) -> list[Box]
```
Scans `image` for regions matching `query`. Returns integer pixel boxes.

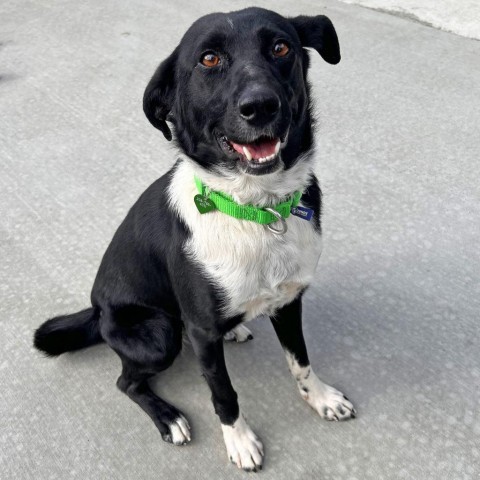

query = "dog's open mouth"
[219,135,284,174]
[229,136,280,163]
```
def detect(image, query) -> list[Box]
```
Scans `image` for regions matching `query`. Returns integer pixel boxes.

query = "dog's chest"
[169,161,322,320]
[189,220,321,319]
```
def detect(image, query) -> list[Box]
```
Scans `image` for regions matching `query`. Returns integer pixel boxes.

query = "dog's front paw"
[161,414,192,445]
[221,414,264,471]
[224,324,253,343]
[302,383,356,421]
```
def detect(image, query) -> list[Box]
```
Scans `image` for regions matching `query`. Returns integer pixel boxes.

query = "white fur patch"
[286,352,356,421]
[168,157,322,320]
[224,324,253,342]
[221,413,264,471]
[168,414,191,445]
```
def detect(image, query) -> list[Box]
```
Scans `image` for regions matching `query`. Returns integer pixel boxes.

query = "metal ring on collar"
[265,207,288,235]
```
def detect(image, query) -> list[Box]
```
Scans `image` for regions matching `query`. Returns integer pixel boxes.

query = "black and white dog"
[34,7,355,472]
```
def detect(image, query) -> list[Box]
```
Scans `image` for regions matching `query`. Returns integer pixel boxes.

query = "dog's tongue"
[230,137,279,160]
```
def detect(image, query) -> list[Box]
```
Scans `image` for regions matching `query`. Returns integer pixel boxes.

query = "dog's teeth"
[254,154,277,164]
[243,146,253,161]
[242,146,279,164]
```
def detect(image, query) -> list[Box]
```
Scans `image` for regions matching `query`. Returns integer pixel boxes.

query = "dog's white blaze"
[169,156,322,320]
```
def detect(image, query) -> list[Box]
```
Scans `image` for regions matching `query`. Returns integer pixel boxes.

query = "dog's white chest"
[169,160,322,320]
[189,216,321,319]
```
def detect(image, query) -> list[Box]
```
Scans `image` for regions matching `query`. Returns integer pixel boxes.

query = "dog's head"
[144,7,340,176]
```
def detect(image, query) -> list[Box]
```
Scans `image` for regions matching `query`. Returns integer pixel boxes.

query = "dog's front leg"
[186,324,264,471]
[271,296,356,421]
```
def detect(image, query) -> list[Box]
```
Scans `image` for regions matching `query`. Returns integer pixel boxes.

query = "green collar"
[194,176,302,225]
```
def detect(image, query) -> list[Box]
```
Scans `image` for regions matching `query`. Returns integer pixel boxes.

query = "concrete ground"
[339,0,480,40]
[1,0,479,479]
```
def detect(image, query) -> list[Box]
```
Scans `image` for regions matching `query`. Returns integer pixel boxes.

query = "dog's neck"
[178,152,316,207]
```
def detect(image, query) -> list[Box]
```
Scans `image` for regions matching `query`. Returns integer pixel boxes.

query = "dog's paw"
[161,414,192,445]
[301,383,356,421]
[224,324,253,343]
[285,353,356,422]
[222,414,264,471]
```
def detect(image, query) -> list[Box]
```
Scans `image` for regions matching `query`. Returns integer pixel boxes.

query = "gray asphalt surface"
[1,0,479,479]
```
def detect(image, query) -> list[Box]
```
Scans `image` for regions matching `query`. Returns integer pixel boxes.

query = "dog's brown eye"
[273,42,289,57]
[201,52,220,67]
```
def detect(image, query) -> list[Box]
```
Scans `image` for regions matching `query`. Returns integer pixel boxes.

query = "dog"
[34,7,355,472]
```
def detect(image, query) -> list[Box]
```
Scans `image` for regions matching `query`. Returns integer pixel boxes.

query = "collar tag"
[194,194,216,214]
[291,206,313,221]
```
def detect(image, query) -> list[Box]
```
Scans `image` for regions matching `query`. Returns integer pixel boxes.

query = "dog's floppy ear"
[143,48,178,140]
[290,15,340,65]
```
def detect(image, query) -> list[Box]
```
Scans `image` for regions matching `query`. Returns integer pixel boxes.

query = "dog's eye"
[272,42,290,57]
[201,52,220,68]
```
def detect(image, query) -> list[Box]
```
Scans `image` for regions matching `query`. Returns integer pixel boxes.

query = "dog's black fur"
[34,7,342,470]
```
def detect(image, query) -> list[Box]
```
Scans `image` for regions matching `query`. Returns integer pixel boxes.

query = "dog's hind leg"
[116,360,191,445]
[223,324,253,343]
[100,306,191,445]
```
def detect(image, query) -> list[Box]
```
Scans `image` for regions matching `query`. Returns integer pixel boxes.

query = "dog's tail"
[33,307,103,356]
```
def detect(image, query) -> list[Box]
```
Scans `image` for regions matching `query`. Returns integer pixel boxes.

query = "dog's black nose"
[238,89,281,123]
